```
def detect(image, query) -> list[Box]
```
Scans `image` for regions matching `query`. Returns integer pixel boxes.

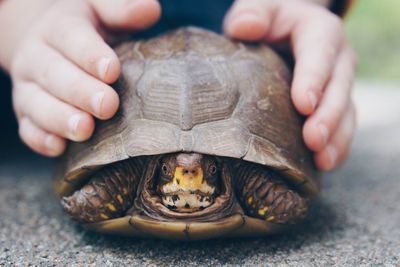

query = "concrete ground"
[0,81,399,266]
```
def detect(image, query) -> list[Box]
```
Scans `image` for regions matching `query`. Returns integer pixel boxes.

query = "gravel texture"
[1,82,400,266]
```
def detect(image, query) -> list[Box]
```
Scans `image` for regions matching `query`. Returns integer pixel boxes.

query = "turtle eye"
[208,164,217,175]
[161,163,171,176]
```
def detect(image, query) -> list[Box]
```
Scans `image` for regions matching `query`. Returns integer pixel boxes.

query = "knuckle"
[339,72,354,93]
[324,103,344,128]
[326,12,343,32]
[323,45,337,62]
[314,11,344,41]
[313,69,328,84]
[68,76,91,101]
[19,121,42,152]
[347,46,358,70]
[12,85,30,113]
[350,100,358,127]
[9,48,30,77]
[10,57,23,76]
[83,53,103,73]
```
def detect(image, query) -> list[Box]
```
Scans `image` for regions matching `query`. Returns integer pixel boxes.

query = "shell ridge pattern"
[130,43,146,120]
[229,43,247,60]
[118,132,129,158]
[133,42,145,61]
[208,56,240,122]
[179,130,194,151]
[179,54,193,130]
[245,135,291,167]
[176,27,193,131]
[239,130,253,160]
[225,59,244,120]
[190,55,239,128]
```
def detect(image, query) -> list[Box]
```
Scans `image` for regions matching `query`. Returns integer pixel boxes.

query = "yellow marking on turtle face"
[247,196,253,205]
[258,206,269,216]
[100,213,109,220]
[123,188,128,195]
[173,166,204,190]
[117,194,123,204]
[266,216,275,222]
[106,203,117,212]
[160,165,216,195]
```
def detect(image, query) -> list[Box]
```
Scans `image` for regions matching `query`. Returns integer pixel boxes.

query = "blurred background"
[345,0,400,82]
[0,0,399,156]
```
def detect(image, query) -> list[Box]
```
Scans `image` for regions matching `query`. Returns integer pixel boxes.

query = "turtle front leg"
[234,162,307,224]
[61,159,143,223]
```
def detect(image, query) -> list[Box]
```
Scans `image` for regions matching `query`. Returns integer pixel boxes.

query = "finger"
[18,117,66,157]
[224,1,346,116]
[16,42,119,120]
[291,10,344,115]
[88,0,161,30]
[303,45,356,152]
[13,82,95,142]
[314,101,356,170]
[224,0,275,41]
[44,16,120,84]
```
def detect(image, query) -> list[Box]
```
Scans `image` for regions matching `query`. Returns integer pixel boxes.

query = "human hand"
[224,0,357,170]
[3,0,160,156]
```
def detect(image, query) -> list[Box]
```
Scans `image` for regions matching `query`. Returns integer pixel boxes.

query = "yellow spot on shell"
[258,206,269,216]
[100,213,109,220]
[247,197,253,205]
[117,194,123,204]
[123,188,128,195]
[266,216,275,222]
[106,203,117,212]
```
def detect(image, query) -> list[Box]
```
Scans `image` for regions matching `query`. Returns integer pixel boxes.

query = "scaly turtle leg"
[61,158,143,223]
[234,162,307,224]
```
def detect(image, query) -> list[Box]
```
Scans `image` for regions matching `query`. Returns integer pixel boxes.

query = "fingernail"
[68,114,81,138]
[318,123,329,145]
[45,135,60,154]
[92,90,105,118]
[326,145,338,168]
[307,91,317,111]
[97,57,111,80]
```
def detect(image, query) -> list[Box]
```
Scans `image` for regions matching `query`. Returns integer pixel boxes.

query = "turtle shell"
[55,27,319,238]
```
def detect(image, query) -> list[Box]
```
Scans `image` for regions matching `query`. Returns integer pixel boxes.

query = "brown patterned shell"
[55,27,319,198]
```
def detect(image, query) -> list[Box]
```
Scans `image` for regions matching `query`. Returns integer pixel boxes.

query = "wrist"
[0,0,56,72]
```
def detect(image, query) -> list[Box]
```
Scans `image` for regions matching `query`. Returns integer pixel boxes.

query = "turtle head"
[157,153,220,212]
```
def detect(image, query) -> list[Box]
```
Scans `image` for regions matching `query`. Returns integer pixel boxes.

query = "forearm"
[0,0,55,72]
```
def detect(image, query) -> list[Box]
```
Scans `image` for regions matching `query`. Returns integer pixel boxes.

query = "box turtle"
[55,27,319,240]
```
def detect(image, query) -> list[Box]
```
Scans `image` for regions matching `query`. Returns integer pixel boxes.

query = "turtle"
[55,27,319,241]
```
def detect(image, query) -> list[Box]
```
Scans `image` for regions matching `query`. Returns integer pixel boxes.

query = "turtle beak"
[160,164,215,194]
[173,165,204,191]
[158,153,219,212]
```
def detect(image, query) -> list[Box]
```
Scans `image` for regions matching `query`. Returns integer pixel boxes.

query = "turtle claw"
[61,196,71,210]
[60,195,84,221]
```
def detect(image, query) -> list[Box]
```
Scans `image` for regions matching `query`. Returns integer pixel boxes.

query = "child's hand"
[3,0,160,156]
[224,0,357,170]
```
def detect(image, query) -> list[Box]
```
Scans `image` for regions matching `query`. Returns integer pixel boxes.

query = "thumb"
[224,0,276,41]
[88,0,161,30]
